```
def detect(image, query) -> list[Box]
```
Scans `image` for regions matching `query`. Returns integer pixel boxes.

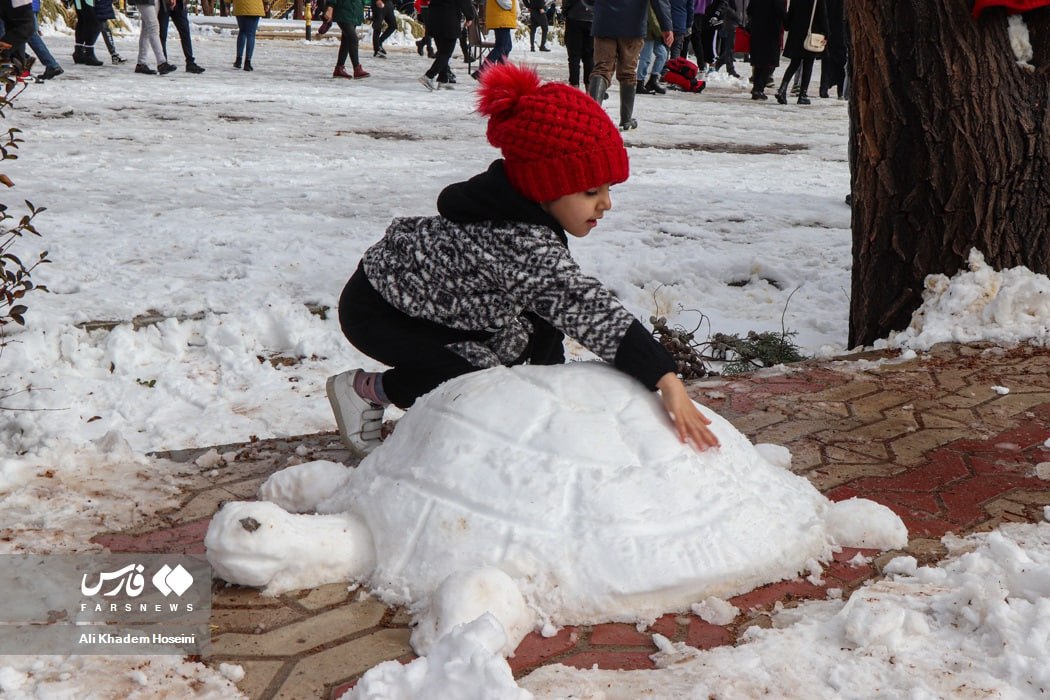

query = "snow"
[206,362,907,644]
[0,16,1048,700]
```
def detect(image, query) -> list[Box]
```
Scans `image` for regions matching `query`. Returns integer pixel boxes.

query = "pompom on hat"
[476,63,629,203]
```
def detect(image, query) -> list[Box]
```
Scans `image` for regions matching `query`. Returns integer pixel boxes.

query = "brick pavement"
[92,342,1050,699]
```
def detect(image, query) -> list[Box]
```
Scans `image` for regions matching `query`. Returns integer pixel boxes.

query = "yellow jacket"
[233,0,266,16]
[485,0,517,29]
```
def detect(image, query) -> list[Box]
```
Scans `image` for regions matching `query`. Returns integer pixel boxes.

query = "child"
[327,63,720,456]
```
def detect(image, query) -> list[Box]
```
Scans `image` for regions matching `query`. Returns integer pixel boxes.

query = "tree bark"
[847,3,1050,348]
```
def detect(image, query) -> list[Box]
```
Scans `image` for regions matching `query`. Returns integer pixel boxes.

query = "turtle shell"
[318,362,833,625]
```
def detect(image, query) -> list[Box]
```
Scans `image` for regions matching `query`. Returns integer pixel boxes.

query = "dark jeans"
[484,27,512,64]
[74,3,100,48]
[425,35,455,79]
[779,55,814,95]
[528,8,547,48]
[235,15,259,60]
[336,20,360,67]
[564,19,592,86]
[371,0,395,51]
[159,0,194,61]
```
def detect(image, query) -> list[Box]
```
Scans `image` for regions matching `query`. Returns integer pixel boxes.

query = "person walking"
[479,0,516,69]
[370,0,396,57]
[635,7,667,94]
[744,0,784,99]
[418,0,473,89]
[526,0,549,51]
[233,0,265,70]
[774,0,826,104]
[322,0,370,78]
[414,0,435,57]
[159,0,206,73]
[711,0,744,76]
[562,0,593,88]
[27,0,63,79]
[94,0,127,64]
[131,0,178,74]
[588,0,673,131]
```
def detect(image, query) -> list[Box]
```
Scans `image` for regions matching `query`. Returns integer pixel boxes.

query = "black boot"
[797,92,811,105]
[646,75,665,95]
[586,74,609,104]
[636,78,651,95]
[82,47,103,66]
[775,84,788,104]
[243,59,253,71]
[619,82,637,130]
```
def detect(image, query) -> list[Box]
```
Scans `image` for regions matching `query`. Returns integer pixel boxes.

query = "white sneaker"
[418,74,436,91]
[326,370,385,456]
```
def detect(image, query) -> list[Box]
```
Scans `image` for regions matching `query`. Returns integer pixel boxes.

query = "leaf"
[0,174,14,188]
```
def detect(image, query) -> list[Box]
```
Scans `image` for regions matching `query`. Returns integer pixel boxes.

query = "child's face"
[542,184,613,238]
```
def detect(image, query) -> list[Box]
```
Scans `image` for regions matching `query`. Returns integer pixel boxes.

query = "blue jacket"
[592,0,671,38]
[669,0,689,32]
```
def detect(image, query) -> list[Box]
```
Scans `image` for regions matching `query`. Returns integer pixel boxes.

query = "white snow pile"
[206,362,906,657]
[0,654,247,699]
[889,248,1050,351]
[522,521,1050,699]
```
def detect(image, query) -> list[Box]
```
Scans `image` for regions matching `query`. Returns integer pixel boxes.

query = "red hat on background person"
[476,63,630,204]
[973,0,1050,17]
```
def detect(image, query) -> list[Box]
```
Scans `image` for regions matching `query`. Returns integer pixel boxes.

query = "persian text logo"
[81,564,147,597]
[80,563,194,598]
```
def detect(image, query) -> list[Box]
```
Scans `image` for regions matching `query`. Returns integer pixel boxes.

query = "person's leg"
[425,35,453,79]
[646,41,667,93]
[136,4,153,66]
[616,37,643,129]
[776,57,801,103]
[529,9,538,50]
[378,2,396,47]
[337,269,485,409]
[243,16,258,64]
[235,15,247,63]
[336,20,351,66]
[588,36,615,102]
[100,23,125,62]
[564,19,581,85]
[27,13,59,69]
[635,39,653,84]
[157,0,170,54]
[537,10,548,49]
[371,1,383,53]
[581,23,593,84]
[140,4,168,66]
[172,1,196,63]
[796,56,814,103]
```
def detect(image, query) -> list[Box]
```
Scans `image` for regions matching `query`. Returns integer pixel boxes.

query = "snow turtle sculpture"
[205,362,906,652]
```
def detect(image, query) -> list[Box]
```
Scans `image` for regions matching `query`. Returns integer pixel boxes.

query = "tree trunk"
[847,3,1050,348]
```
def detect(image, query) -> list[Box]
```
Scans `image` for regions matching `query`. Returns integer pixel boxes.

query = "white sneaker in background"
[418,74,436,91]
[326,369,385,456]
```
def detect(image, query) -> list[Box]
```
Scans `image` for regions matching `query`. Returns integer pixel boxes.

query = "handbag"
[802,0,826,52]
[803,32,826,52]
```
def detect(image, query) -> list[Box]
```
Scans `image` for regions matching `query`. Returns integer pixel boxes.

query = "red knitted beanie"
[476,63,629,203]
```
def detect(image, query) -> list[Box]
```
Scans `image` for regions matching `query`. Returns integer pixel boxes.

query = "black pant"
[371,0,395,52]
[779,56,815,95]
[159,0,194,62]
[73,3,100,49]
[339,265,563,408]
[336,20,360,66]
[0,0,33,54]
[528,8,547,49]
[564,19,592,86]
[425,36,455,80]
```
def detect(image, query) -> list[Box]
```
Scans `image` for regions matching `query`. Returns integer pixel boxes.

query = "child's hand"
[656,373,720,451]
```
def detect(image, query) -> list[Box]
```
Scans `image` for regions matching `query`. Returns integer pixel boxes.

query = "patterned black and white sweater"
[361,160,675,389]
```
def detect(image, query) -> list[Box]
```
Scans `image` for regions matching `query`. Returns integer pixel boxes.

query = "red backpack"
[662,57,706,93]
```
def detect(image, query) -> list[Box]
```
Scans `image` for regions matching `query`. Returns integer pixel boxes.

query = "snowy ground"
[1,15,1048,700]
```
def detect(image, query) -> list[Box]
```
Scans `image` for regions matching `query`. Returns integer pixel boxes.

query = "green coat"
[325,0,364,25]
